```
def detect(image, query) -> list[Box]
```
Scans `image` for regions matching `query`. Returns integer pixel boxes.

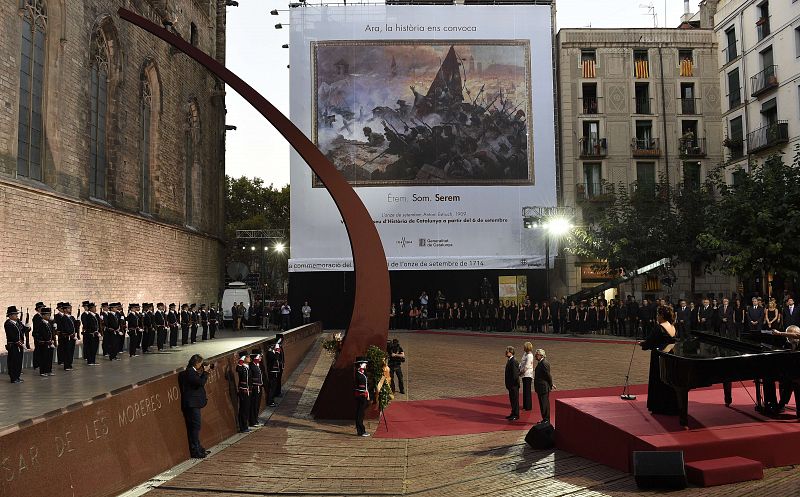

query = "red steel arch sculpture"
[118,8,389,419]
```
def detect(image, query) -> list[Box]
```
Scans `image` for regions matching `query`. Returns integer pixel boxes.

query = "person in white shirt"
[280,303,291,331]
[301,302,312,324]
[519,341,535,411]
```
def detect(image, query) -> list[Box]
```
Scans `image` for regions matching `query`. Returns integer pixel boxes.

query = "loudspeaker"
[632,451,687,489]
[525,421,554,449]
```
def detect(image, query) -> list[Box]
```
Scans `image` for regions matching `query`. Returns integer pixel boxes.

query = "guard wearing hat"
[354,358,370,436]
[31,302,45,369]
[167,304,179,348]
[200,304,209,341]
[127,304,142,357]
[249,349,264,426]
[141,303,154,353]
[180,304,191,346]
[5,306,29,383]
[265,344,280,407]
[81,302,100,365]
[235,351,252,433]
[56,303,79,371]
[189,304,199,343]
[115,302,127,358]
[105,303,122,360]
[274,339,285,397]
[33,307,56,376]
[99,303,109,356]
[208,304,219,339]
[154,303,167,351]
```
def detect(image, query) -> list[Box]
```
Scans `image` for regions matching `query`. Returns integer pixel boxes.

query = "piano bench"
[685,457,763,487]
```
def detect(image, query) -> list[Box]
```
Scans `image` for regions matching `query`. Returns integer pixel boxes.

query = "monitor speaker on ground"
[632,451,688,490]
[524,421,554,450]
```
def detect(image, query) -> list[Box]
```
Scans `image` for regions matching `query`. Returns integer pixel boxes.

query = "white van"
[222,282,253,326]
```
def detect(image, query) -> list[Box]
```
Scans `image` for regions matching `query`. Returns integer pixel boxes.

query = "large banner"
[289,5,556,272]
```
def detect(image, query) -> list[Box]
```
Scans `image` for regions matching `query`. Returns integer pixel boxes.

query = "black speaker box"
[525,421,554,449]
[632,451,687,489]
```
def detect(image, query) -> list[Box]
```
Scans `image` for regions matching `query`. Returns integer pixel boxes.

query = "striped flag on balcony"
[635,60,649,79]
[680,58,693,77]
[582,59,596,78]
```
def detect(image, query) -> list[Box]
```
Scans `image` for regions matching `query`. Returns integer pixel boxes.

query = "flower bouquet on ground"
[321,332,343,357]
[367,345,393,412]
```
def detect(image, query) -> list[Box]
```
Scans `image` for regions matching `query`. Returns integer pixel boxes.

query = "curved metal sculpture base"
[119,9,389,419]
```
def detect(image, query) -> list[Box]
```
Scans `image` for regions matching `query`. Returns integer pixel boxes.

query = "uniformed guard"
[56,302,79,371]
[33,306,56,376]
[167,303,179,348]
[189,304,199,343]
[115,302,128,358]
[142,303,154,353]
[99,302,109,356]
[265,345,280,407]
[31,302,45,369]
[180,304,191,346]
[105,303,122,360]
[128,304,144,357]
[5,306,29,383]
[354,357,370,437]
[249,349,264,427]
[208,304,219,340]
[81,302,100,365]
[274,339,285,397]
[154,303,167,351]
[235,351,252,433]
[54,302,64,365]
[200,304,209,341]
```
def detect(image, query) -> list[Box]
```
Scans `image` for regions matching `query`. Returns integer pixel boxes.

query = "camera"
[202,362,215,370]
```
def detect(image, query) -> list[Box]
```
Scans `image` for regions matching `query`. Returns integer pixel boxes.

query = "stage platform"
[0,329,274,433]
[555,385,800,474]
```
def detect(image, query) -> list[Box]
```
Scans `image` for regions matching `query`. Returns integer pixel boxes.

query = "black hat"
[157,302,165,307]
[40,307,52,315]
[62,302,72,308]
[56,302,65,309]
[110,302,121,308]
[181,303,188,309]
[81,301,90,307]
[88,302,96,308]
[35,302,45,310]
[169,303,176,308]
[190,303,196,308]
[6,306,19,316]
[354,356,368,364]
[200,304,206,308]
[238,350,249,361]
[251,348,261,355]
[101,302,109,307]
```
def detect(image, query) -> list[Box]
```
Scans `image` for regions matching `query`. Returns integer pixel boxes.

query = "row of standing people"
[234,342,285,433]
[4,301,221,383]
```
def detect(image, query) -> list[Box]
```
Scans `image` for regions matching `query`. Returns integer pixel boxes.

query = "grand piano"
[657,330,800,426]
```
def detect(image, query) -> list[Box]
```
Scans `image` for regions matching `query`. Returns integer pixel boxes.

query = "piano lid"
[660,330,791,360]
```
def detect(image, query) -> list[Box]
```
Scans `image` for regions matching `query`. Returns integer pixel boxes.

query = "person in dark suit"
[783,297,800,330]
[533,348,554,423]
[675,299,691,339]
[697,299,713,331]
[178,354,211,458]
[504,346,520,421]
[747,297,765,336]
[719,297,735,337]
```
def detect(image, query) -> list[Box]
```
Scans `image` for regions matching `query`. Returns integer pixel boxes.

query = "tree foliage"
[225,176,289,240]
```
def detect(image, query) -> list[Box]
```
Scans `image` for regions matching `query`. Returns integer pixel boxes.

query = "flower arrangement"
[366,345,393,412]
[321,332,343,357]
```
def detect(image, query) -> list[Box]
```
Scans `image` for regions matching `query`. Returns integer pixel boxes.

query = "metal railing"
[724,43,738,63]
[679,97,698,115]
[631,137,661,157]
[679,137,706,158]
[724,137,745,160]
[582,97,599,114]
[579,137,607,158]
[728,88,742,108]
[635,97,651,114]
[630,182,657,200]
[750,65,778,97]
[576,182,613,202]
[747,121,789,153]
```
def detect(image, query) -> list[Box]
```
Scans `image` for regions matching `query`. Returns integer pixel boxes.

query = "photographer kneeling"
[179,354,213,458]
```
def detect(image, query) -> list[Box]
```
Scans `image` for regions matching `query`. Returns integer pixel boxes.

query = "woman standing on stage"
[639,306,679,415]
[765,299,781,331]
[519,341,535,410]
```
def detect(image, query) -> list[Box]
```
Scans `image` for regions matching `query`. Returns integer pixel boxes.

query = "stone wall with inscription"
[0,322,322,497]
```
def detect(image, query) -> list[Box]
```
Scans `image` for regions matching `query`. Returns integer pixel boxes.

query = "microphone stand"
[620,341,638,400]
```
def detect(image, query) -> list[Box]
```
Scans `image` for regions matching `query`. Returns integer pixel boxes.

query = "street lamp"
[523,214,574,300]
[274,242,285,253]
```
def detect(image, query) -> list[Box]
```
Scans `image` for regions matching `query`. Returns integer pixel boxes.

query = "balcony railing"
[630,182,658,201]
[756,16,770,41]
[576,182,613,202]
[582,97,599,114]
[750,65,778,97]
[724,43,738,63]
[747,121,789,153]
[579,137,607,158]
[635,97,651,114]
[724,137,745,160]
[679,97,698,115]
[679,137,706,158]
[631,137,661,157]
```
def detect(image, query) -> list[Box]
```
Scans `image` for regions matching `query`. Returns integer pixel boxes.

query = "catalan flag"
[680,58,693,77]
[582,59,596,78]
[635,59,649,79]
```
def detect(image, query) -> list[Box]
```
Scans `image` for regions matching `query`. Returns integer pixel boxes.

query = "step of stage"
[685,456,764,487]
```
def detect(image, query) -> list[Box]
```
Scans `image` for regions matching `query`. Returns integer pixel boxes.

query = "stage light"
[270,9,279,15]
[289,2,302,7]
[251,246,256,251]
[274,242,285,253]
[282,44,289,48]
[544,217,573,236]
[264,246,269,251]
[275,23,284,29]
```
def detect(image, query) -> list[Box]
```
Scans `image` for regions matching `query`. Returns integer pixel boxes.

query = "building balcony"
[635,98,651,115]
[679,97,699,115]
[750,65,778,98]
[631,138,661,157]
[679,137,706,158]
[747,121,789,154]
[576,182,613,203]
[579,137,607,158]
[728,88,742,109]
[582,97,599,114]
[724,137,745,161]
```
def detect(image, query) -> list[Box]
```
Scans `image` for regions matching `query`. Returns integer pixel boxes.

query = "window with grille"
[89,29,110,200]
[17,0,47,181]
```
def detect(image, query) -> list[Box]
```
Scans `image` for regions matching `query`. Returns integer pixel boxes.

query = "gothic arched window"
[17,0,47,181]
[89,28,111,199]
[141,78,153,212]
[185,104,200,226]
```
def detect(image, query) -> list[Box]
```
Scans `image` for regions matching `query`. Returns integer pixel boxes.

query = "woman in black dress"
[639,306,679,415]
[733,298,746,338]
[576,301,588,334]
[587,300,598,334]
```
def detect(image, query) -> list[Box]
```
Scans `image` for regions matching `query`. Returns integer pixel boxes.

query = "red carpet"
[555,386,800,473]
[372,384,649,439]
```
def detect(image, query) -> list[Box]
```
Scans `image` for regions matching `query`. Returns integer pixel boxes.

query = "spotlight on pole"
[275,23,284,29]
[251,246,256,251]
[270,9,279,15]
[274,242,286,253]
[282,44,289,49]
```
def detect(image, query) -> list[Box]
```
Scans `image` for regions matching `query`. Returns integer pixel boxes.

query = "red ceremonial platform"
[555,385,800,476]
